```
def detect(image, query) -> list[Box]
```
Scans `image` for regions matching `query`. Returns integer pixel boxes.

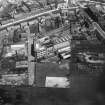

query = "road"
[83,53,105,64]
[93,22,105,39]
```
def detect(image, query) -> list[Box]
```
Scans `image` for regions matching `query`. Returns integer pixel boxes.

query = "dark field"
[0,64,105,105]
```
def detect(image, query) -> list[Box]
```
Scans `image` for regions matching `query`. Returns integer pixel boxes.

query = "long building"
[82,5,105,43]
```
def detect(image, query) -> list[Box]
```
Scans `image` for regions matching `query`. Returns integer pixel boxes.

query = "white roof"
[11,44,25,50]
[45,77,70,88]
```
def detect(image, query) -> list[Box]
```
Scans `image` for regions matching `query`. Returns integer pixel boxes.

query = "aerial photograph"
[0,0,105,105]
